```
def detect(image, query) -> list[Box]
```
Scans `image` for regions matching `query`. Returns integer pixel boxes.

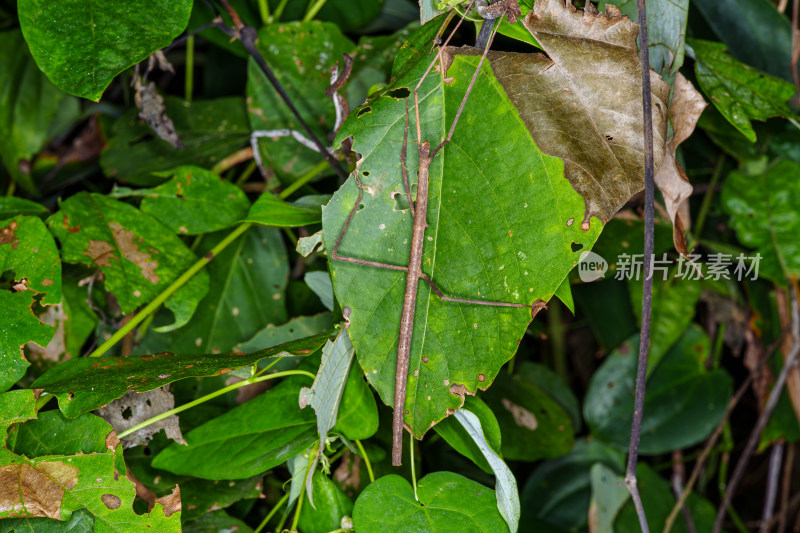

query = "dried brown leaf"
[96,387,185,448]
[456,0,670,227]
[654,73,707,253]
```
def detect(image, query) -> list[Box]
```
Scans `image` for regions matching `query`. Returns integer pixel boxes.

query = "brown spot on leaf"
[106,431,122,451]
[531,299,548,319]
[478,374,486,382]
[63,216,80,234]
[101,494,122,510]
[501,398,538,430]
[109,222,159,284]
[41,279,54,286]
[0,223,16,245]
[84,240,115,267]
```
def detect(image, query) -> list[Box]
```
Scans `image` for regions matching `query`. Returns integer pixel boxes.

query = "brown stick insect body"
[332,2,529,466]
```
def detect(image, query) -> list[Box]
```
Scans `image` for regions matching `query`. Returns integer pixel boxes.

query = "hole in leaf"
[362,171,370,177]
[386,87,411,99]
[356,106,371,118]
[605,135,613,141]
[122,406,133,420]
[357,203,366,212]
[571,242,583,252]
[391,184,416,211]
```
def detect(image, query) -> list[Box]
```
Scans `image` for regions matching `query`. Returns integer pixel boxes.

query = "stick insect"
[329,0,531,466]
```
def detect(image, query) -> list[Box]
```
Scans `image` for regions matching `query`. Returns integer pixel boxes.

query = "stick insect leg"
[431,19,501,158]
[331,169,409,273]
[413,1,477,144]
[401,98,415,218]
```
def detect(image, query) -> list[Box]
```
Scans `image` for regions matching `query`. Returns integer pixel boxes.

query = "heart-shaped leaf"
[353,472,509,532]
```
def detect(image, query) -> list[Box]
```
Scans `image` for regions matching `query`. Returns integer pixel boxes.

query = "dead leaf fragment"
[654,73,707,253]
[96,387,185,448]
[155,485,182,518]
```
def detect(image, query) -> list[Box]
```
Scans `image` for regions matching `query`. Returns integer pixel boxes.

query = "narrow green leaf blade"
[244,193,322,227]
[454,409,520,533]
[31,331,331,418]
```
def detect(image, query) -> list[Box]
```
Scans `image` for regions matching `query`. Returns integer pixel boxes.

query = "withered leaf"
[96,387,186,448]
[455,0,669,226]
[654,73,707,253]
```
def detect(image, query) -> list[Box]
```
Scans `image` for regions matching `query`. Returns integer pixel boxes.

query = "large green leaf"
[721,160,800,282]
[17,0,192,101]
[101,97,251,186]
[598,0,689,76]
[247,21,355,181]
[0,30,76,193]
[352,472,509,532]
[47,193,208,332]
[584,325,732,454]
[115,166,250,235]
[152,376,316,480]
[520,440,625,531]
[689,38,797,143]
[139,225,287,350]
[243,193,322,227]
[31,332,332,418]
[322,24,608,438]
[0,390,180,530]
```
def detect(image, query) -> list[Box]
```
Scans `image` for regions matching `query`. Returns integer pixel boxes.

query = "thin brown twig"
[778,442,795,533]
[762,441,786,533]
[713,292,800,533]
[626,0,656,530]
[663,325,792,533]
[791,0,800,103]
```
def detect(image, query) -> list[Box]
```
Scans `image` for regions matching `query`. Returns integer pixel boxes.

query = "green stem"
[548,299,567,382]
[410,432,418,501]
[257,0,270,24]
[5,179,15,197]
[689,155,726,249]
[235,161,258,187]
[273,0,290,22]
[278,159,328,200]
[355,439,374,483]
[116,369,314,439]
[184,35,194,102]
[302,0,328,22]
[254,492,289,533]
[89,222,253,358]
